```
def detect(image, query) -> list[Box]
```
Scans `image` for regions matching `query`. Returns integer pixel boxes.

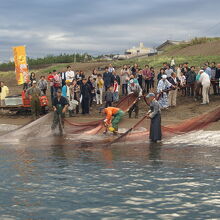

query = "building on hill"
[125,42,152,55]
[156,40,184,54]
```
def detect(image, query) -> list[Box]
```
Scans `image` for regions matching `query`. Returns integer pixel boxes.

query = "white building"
[125,42,152,55]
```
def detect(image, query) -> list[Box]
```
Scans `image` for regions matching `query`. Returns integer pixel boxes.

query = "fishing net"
[121,106,220,143]
[64,93,139,135]
[0,94,139,140]
[1,92,220,144]
[0,113,54,141]
[162,107,220,134]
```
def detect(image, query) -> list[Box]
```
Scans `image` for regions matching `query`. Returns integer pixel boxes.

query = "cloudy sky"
[0,0,220,61]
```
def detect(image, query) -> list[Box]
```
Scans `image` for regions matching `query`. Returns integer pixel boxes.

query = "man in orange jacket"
[102,107,124,134]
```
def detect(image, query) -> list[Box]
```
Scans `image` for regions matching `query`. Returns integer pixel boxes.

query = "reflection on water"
[0,139,219,219]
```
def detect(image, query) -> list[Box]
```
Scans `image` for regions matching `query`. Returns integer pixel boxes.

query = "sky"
[0,0,220,62]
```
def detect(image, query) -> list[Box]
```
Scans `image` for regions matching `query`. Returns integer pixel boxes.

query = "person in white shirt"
[199,70,211,104]
[170,57,175,69]
[108,64,115,73]
[165,65,174,78]
[65,66,75,81]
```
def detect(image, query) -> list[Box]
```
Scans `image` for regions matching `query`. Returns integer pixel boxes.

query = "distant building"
[156,40,183,54]
[125,42,152,55]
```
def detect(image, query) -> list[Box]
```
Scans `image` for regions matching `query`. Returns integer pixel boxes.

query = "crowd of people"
[0,60,219,141]
[46,61,219,116]
[1,60,219,119]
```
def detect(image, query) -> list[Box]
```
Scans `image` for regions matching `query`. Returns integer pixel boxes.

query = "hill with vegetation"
[113,37,220,69]
[164,37,220,56]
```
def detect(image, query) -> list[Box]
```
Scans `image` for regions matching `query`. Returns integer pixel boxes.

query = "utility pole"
[74,53,76,63]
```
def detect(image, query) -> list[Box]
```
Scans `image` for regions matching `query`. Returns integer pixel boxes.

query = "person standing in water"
[146,93,162,143]
[51,89,68,135]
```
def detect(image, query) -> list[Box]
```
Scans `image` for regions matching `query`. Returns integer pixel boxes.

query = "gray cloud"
[0,0,220,62]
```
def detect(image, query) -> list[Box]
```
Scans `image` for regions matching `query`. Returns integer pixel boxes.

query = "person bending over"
[101,107,124,135]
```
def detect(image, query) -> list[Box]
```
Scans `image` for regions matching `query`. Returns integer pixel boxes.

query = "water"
[0,130,220,219]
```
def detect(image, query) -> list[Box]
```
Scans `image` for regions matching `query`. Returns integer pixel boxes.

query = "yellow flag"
[13,46,28,85]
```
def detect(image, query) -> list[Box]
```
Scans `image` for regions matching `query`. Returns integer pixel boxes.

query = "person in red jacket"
[101,107,124,134]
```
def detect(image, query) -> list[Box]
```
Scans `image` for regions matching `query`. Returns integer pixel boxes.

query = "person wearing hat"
[146,93,162,143]
[51,89,69,135]
[157,74,172,109]
[101,107,124,134]
[26,80,42,120]
[65,65,75,82]
[128,79,142,118]
[199,70,211,104]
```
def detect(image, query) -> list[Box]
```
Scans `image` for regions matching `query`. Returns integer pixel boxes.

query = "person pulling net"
[51,89,69,136]
[110,92,162,145]
[100,107,125,135]
[146,93,162,143]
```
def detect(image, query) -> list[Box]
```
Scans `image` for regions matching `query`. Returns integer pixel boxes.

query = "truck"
[1,91,49,114]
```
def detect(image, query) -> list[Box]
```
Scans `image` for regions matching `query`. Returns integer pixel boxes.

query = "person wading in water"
[51,89,68,135]
[101,107,124,135]
[146,93,162,143]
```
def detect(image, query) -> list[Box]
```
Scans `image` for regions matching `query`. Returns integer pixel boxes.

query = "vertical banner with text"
[13,46,28,85]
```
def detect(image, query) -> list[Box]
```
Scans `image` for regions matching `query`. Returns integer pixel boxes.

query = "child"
[179,72,186,96]
[113,79,119,102]
[105,86,113,107]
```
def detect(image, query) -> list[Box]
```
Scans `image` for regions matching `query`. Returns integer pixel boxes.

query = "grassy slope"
[113,54,220,70]
[114,37,220,69]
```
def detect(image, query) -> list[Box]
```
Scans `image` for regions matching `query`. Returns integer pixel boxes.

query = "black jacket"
[103,72,114,87]
[186,70,196,84]
[80,83,91,99]
[215,68,220,79]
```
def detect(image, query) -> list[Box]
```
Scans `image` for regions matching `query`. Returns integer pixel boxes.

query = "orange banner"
[13,46,28,85]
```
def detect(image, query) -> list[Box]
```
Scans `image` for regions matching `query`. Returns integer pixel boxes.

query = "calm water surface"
[0,137,220,220]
